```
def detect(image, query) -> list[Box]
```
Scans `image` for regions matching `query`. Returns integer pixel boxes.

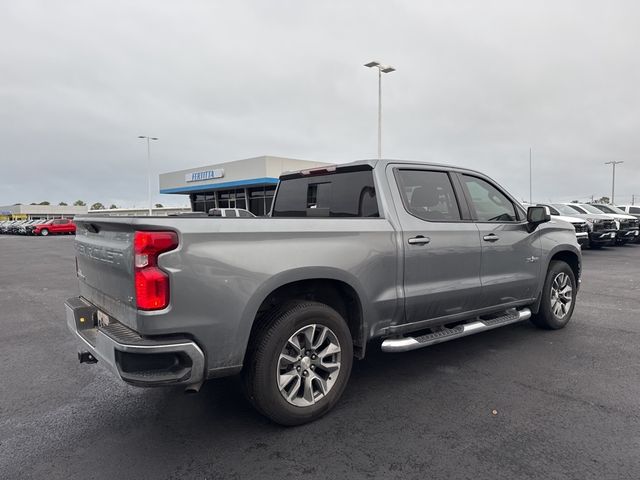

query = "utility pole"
[604,161,623,204]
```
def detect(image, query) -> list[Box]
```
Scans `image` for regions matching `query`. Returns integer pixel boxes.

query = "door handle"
[408,235,431,245]
[483,234,499,242]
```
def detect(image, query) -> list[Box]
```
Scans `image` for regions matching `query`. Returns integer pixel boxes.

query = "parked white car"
[208,208,256,218]
[590,204,640,244]
[553,203,618,248]
[616,204,640,219]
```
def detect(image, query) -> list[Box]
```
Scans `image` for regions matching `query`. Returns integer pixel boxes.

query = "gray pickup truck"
[66,160,581,425]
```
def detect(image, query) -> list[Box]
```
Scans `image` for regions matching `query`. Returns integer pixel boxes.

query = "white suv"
[208,208,256,218]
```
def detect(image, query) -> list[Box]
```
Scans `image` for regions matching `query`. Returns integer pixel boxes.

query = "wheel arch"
[548,248,581,286]
[531,247,581,314]
[239,268,369,365]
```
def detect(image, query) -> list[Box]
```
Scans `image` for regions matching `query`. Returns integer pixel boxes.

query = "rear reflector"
[134,231,178,310]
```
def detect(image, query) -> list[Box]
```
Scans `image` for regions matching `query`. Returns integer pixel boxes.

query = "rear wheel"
[243,301,353,426]
[40,229,49,236]
[530,260,576,330]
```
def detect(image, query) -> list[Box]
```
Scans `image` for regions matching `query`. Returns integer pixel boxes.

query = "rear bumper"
[65,297,205,388]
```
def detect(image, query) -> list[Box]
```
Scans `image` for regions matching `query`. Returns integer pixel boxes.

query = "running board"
[381,308,532,353]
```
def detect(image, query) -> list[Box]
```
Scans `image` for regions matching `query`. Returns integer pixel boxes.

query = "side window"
[547,205,560,215]
[462,175,518,222]
[395,170,461,221]
[239,210,253,217]
[631,207,640,214]
[225,210,237,217]
[272,168,379,218]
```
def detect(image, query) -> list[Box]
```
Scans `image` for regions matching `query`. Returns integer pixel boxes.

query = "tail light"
[134,231,179,310]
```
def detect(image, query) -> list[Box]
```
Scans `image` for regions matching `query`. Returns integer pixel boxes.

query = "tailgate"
[74,219,137,327]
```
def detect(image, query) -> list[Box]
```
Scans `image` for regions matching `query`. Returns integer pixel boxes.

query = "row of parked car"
[1,204,638,249]
[0,218,77,236]
[528,202,640,248]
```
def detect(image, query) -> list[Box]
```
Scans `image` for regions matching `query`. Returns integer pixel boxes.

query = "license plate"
[96,310,110,327]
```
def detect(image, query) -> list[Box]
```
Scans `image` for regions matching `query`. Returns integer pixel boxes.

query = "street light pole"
[365,61,395,160]
[529,147,532,204]
[604,160,623,204]
[138,135,158,215]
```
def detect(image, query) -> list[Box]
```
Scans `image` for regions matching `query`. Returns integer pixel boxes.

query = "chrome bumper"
[575,232,589,245]
[620,229,639,238]
[590,231,616,242]
[65,297,205,388]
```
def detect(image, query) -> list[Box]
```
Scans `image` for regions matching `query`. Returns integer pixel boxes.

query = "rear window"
[272,168,379,218]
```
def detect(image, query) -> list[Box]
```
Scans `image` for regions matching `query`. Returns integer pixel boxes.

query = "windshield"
[551,204,582,216]
[579,204,607,214]
[594,204,627,215]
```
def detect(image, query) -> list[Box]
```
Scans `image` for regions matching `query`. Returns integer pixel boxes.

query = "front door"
[388,166,483,325]
[457,173,541,307]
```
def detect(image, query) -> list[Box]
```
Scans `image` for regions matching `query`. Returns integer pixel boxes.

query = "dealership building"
[159,156,332,216]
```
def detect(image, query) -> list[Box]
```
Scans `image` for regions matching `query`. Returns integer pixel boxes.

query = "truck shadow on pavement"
[155,319,545,430]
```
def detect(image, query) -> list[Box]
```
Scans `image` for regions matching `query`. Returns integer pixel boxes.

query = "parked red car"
[33,218,76,236]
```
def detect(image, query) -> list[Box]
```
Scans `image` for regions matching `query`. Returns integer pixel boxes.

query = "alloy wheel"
[550,272,573,319]
[277,324,341,407]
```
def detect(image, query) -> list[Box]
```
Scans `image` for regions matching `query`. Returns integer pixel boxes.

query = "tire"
[40,229,49,236]
[530,260,577,330]
[242,301,353,426]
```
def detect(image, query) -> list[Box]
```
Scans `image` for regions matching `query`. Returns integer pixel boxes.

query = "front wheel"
[40,229,49,236]
[243,301,353,426]
[530,260,577,330]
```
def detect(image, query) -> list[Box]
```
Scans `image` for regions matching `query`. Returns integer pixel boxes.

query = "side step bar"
[381,308,532,353]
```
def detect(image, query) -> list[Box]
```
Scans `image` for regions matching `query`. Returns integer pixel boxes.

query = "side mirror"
[526,206,551,232]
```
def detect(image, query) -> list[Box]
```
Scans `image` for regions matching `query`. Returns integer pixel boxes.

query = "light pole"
[529,147,532,204]
[138,135,158,215]
[604,160,623,204]
[364,61,395,160]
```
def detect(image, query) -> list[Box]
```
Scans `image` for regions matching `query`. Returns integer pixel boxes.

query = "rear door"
[457,173,541,307]
[387,165,483,324]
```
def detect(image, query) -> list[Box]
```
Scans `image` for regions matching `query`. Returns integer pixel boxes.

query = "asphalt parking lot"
[1,236,639,479]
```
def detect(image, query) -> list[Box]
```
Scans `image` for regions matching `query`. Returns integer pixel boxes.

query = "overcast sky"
[1,0,639,208]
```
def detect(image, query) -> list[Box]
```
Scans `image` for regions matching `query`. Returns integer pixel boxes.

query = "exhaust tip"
[184,383,203,394]
[78,351,98,364]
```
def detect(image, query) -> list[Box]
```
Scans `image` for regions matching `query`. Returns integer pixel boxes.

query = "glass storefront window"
[189,185,276,216]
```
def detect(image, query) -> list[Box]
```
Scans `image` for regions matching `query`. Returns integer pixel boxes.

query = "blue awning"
[160,177,279,194]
